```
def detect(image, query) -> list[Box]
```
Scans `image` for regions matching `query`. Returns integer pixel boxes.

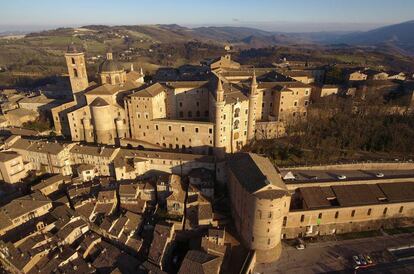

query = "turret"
[247,70,259,141]
[214,77,226,158]
[216,77,224,102]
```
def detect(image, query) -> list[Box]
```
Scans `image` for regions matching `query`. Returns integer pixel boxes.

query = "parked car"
[353,255,361,266]
[296,243,305,250]
[364,255,373,264]
[337,175,347,180]
[359,255,367,265]
[375,172,384,178]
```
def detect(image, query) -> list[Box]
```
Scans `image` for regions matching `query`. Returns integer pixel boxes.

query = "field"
[1,25,414,88]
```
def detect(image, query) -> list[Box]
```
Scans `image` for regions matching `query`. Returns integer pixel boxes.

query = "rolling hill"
[336,20,414,54]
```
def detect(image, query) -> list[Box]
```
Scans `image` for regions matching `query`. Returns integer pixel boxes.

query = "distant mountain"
[192,26,274,41]
[336,20,414,54]
[25,21,414,54]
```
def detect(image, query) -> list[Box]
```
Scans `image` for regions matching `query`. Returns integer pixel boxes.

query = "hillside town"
[0,44,414,274]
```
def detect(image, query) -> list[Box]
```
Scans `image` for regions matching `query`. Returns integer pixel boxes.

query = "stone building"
[6,135,73,176]
[52,45,144,145]
[0,191,52,236]
[348,70,368,81]
[52,48,312,156]
[0,151,28,184]
[227,153,291,263]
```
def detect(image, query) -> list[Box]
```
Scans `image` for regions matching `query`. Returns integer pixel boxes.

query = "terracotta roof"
[379,182,414,203]
[227,153,287,194]
[0,191,51,230]
[70,144,117,158]
[32,174,71,191]
[164,81,209,89]
[0,151,21,162]
[130,83,165,98]
[178,250,221,274]
[298,187,334,209]
[148,223,174,265]
[18,94,53,105]
[332,184,385,207]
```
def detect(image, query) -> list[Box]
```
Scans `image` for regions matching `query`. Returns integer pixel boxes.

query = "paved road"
[254,233,414,274]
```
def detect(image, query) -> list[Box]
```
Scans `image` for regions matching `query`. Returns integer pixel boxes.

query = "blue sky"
[1,0,413,32]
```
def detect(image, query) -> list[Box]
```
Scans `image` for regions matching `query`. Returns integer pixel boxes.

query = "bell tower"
[65,43,89,98]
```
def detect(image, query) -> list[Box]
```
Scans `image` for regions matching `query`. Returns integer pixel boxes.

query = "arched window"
[73,68,78,78]
[234,108,240,118]
[234,120,240,130]
[71,57,76,64]
[188,111,192,118]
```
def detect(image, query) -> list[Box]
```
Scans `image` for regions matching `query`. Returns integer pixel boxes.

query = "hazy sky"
[1,0,413,32]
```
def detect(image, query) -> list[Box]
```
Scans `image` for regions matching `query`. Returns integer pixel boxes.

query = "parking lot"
[254,232,414,274]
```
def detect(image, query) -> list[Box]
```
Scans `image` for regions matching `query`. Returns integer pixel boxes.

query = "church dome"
[99,59,123,73]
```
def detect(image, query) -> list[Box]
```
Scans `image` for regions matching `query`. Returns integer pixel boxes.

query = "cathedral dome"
[99,59,123,73]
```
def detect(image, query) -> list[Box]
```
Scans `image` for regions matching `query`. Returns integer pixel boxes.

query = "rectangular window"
[209,128,212,134]
[283,216,287,226]
[399,206,404,213]
[383,207,388,215]
[367,208,372,216]
[300,214,304,222]
[351,210,355,217]
[318,213,322,219]
[335,211,339,219]
[181,126,185,132]
[168,126,172,131]
[195,128,199,133]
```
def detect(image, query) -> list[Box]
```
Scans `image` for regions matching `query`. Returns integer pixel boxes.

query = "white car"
[353,255,361,266]
[337,175,347,180]
[296,243,305,250]
[375,172,384,178]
